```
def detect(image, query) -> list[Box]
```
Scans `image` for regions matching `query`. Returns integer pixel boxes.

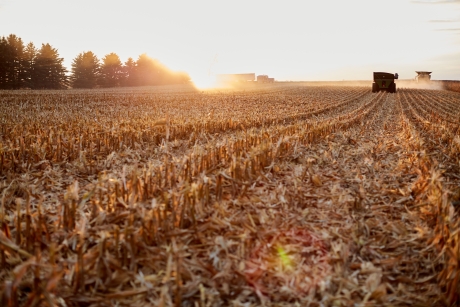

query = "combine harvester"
[415,71,432,83]
[372,72,398,93]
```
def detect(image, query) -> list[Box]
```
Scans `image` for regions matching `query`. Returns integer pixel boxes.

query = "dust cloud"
[396,80,444,91]
[282,80,445,90]
[195,79,452,92]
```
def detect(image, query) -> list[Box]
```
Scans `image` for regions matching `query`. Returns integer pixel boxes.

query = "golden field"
[0,84,459,306]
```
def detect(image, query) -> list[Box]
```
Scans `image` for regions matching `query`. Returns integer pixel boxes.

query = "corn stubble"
[0,84,459,306]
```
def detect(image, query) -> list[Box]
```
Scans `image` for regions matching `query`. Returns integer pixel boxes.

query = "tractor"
[372,72,398,93]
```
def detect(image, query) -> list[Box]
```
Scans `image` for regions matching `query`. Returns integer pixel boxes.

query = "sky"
[1,0,459,87]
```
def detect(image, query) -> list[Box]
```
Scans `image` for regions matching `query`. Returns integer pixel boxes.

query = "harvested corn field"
[0,84,460,306]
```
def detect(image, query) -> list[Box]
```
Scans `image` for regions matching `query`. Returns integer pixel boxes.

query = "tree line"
[0,34,190,89]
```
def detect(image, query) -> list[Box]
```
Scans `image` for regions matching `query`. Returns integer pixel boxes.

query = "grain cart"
[372,72,398,93]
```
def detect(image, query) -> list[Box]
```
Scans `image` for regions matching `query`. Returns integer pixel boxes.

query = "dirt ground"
[0,85,459,306]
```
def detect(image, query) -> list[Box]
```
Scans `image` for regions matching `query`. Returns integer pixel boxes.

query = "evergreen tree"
[32,43,68,89]
[70,51,100,88]
[0,36,11,89]
[123,57,137,87]
[135,53,160,86]
[21,42,37,89]
[0,34,25,89]
[6,34,25,89]
[100,52,124,87]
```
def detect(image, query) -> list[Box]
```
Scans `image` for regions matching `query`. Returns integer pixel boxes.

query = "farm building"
[415,71,432,82]
[257,75,275,83]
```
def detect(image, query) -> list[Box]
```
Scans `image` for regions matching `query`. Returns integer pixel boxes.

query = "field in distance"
[0,83,459,306]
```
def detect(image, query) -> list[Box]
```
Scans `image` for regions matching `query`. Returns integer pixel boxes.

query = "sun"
[191,74,218,90]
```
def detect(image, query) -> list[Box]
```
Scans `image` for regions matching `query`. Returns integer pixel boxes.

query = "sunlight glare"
[276,246,293,269]
[191,74,217,90]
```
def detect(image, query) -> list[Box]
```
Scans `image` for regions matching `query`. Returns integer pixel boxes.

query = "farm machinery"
[372,72,398,93]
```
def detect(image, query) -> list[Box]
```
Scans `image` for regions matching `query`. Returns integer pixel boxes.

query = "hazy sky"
[1,0,459,86]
